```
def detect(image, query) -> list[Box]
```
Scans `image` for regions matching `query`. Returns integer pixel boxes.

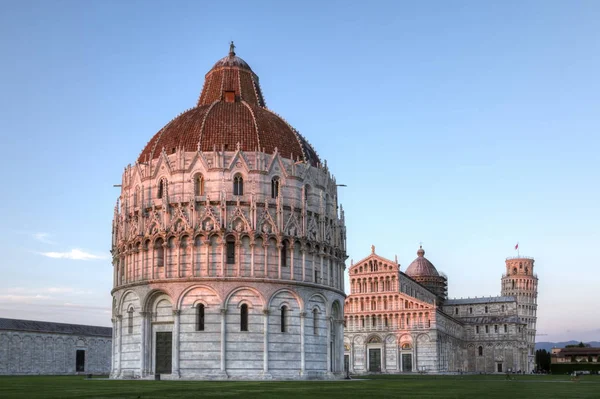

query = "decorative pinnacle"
[229,41,236,56]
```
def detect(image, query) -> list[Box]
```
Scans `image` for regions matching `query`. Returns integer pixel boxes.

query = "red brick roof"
[137,49,319,166]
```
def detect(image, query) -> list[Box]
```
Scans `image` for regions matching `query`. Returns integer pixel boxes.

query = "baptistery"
[110,44,347,380]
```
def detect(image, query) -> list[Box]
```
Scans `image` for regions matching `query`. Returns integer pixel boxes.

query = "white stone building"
[110,44,346,380]
[344,247,538,374]
[0,318,111,375]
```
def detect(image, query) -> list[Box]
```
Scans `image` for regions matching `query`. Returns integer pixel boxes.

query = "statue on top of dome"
[229,41,236,55]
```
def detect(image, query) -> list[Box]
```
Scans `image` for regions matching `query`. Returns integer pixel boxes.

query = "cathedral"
[344,246,538,374]
[110,44,346,380]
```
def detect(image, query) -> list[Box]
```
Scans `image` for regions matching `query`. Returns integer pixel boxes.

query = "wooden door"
[155,332,172,374]
[369,349,381,372]
[402,353,412,372]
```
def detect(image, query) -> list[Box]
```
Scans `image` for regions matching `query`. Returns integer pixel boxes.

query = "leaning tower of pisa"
[501,256,538,372]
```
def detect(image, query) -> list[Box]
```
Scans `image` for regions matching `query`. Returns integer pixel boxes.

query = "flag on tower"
[515,243,519,250]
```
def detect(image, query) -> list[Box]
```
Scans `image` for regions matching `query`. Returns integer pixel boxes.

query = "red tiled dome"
[137,45,319,166]
[405,246,440,277]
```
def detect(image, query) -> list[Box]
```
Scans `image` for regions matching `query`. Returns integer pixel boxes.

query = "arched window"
[280,306,287,333]
[155,238,164,267]
[240,304,248,331]
[513,267,517,275]
[271,176,280,198]
[501,305,505,312]
[226,238,235,264]
[512,280,515,289]
[484,306,488,313]
[313,308,319,335]
[304,185,310,205]
[194,174,204,196]
[469,307,473,314]
[455,308,459,315]
[196,304,205,331]
[478,346,483,356]
[476,326,479,333]
[127,307,134,334]
[233,175,244,196]
[157,179,167,199]
[280,240,287,267]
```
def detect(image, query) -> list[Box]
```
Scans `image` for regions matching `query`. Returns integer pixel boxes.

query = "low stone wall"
[0,331,111,375]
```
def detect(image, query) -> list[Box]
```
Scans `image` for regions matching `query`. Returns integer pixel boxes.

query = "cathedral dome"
[137,44,320,166]
[405,246,440,277]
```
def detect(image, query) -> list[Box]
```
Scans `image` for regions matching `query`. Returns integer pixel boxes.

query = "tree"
[535,349,551,372]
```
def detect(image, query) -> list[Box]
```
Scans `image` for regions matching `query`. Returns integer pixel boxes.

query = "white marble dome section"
[110,147,347,380]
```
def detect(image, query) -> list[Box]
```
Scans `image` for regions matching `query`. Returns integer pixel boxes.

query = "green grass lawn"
[0,374,598,399]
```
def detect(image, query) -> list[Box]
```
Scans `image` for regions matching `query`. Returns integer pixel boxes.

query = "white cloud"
[40,248,109,261]
[32,232,55,244]
[0,294,51,302]
[6,287,92,295]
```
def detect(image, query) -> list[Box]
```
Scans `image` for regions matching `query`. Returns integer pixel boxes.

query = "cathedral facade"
[110,46,346,380]
[344,246,538,374]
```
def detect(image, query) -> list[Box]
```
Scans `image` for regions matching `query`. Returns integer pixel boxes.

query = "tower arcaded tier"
[501,256,538,372]
[110,44,347,380]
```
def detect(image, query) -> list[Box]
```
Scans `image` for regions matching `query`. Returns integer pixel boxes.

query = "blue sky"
[0,1,598,342]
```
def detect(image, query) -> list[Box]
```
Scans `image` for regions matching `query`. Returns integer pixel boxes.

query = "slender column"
[250,242,255,277]
[277,243,282,279]
[139,311,147,376]
[398,346,402,371]
[327,317,332,372]
[350,340,354,373]
[113,261,117,287]
[412,334,418,372]
[263,309,270,373]
[382,338,387,372]
[172,310,180,378]
[151,245,155,280]
[263,242,268,278]
[364,343,368,372]
[289,242,295,280]
[204,239,210,276]
[301,247,306,282]
[220,241,225,277]
[191,240,196,277]
[236,242,242,277]
[110,317,116,377]
[161,242,168,278]
[220,308,227,372]
[319,255,324,284]
[300,311,306,374]
[176,240,181,278]
[115,315,122,377]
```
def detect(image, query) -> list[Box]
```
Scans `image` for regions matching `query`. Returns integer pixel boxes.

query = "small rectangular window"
[485,325,489,333]
[224,91,235,103]
[494,325,498,333]
[504,324,508,333]
[476,326,479,333]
